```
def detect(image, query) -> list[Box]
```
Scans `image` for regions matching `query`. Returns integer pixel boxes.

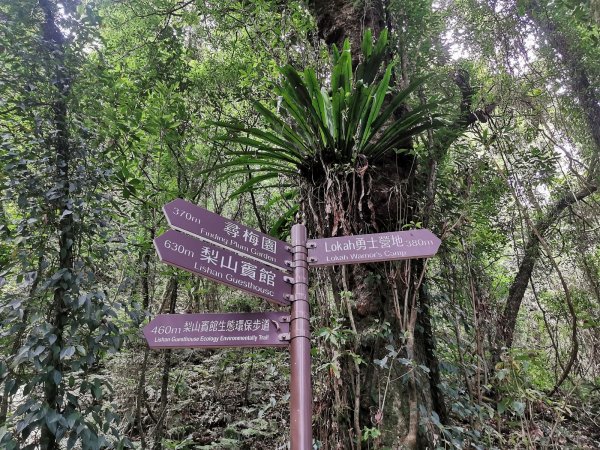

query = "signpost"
[289,224,312,449]
[307,229,441,266]
[163,198,291,272]
[154,230,291,307]
[143,312,290,349]
[146,198,443,450]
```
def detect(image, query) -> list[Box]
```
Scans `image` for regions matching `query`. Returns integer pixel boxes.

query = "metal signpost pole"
[289,224,312,450]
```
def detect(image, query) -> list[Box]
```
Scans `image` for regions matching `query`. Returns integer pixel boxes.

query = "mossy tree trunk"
[302,156,441,448]
[301,3,460,448]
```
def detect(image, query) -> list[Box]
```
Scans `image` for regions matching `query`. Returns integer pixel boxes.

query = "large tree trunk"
[309,0,386,63]
[302,2,455,447]
[302,150,443,449]
[303,4,498,446]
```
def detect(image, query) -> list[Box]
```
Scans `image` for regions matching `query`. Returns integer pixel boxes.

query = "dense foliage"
[1,0,599,449]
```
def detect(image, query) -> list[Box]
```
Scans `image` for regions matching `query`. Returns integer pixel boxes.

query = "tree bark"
[134,224,156,448]
[308,0,386,63]
[418,281,448,423]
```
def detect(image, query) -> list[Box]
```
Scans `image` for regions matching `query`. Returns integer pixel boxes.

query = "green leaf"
[374,356,388,368]
[211,117,307,159]
[229,173,280,198]
[60,346,75,360]
[356,29,388,84]
[360,64,392,147]
[281,66,334,149]
[343,81,372,157]
[361,28,373,59]
[369,76,431,134]
[268,203,298,239]
[497,400,508,414]
[331,39,352,94]
[11,347,29,367]
[512,401,526,416]
[253,103,312,154]
[91,382,102,399]
[31,345,45,357]
[67,431,78,448]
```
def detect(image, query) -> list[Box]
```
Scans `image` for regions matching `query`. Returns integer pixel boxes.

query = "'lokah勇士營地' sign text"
[307,229,441,266]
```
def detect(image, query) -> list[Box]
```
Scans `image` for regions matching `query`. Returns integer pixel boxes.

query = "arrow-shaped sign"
[154,230,292,306]
[307,229,441,266]
[163,199,291,272]
[143,312,290,349]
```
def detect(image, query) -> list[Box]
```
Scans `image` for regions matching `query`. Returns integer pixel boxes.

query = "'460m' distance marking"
[151,326,182,335]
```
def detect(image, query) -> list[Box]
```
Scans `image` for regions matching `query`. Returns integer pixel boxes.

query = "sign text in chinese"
[307,229,441,266]
[144,312,290,349]
[154,230,291,306]
[163,199,290,272]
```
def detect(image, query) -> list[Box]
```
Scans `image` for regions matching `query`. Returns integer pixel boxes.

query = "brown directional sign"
[307,229,441,266]
[154,230,291,306]
[163,198,290,272]
[143,312,290,349]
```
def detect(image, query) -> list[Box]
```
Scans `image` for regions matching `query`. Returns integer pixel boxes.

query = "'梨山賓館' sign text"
[154,230,291,306]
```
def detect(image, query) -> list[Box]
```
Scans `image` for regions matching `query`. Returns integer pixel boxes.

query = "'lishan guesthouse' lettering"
[154,230,292,306]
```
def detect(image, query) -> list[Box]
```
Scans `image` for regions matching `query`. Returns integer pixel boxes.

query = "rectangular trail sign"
[307,229,441,266]
[154,230,291,306]
[163,198,291,272]
[143,312,290,349]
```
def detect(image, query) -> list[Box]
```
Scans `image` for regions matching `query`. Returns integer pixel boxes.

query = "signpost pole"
[289,224,312,450]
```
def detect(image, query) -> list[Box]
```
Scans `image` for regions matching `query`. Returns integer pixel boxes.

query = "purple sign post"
[289,224,312,449]
[307,229,441,266]
[143,312,290,349]
[154,230,291,306]
[149,199,443,450]
[163,198,291,272]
